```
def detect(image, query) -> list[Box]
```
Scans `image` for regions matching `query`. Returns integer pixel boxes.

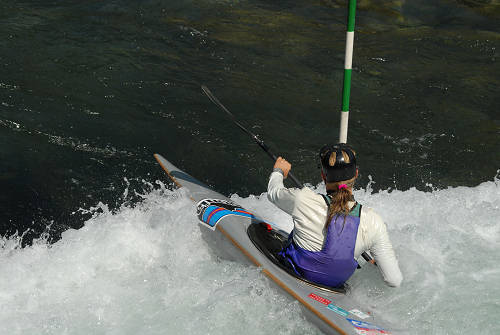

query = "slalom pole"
[337,3,377,266]
[339,0,356,144]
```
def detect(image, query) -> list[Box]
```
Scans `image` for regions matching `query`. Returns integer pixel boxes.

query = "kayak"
[154,153,404,335]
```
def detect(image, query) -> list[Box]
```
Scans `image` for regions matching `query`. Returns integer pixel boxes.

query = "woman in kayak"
[268,143,402,288]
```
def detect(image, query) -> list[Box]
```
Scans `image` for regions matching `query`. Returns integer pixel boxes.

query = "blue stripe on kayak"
[208,209,234,226]
[201,206,256,227]
[234,211,255,219]
[210,211,254,226]
[202,205,220,222]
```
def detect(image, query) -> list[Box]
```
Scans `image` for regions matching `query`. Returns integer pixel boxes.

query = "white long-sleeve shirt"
[267,171,403,287]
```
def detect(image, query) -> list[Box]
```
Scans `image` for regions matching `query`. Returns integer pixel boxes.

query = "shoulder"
[359,206,387,236]
[360,206,384,223]
[292,187,328,211]
[297,187,326,203]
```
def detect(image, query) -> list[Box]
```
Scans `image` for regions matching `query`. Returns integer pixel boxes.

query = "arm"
[267,157,299,216]
[363,211,403,287]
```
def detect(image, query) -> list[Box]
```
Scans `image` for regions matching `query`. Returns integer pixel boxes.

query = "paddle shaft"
[201,85,303,188]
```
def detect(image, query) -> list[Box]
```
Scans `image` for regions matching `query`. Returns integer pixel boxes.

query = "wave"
[1,178,499,334]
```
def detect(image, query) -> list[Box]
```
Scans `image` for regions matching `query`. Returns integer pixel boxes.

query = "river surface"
[0,0,499,334]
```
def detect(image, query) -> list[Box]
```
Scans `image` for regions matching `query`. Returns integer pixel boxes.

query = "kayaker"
[267,143,402,288]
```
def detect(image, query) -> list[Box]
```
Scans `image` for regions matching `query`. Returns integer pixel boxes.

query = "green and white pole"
[339,0,356,144]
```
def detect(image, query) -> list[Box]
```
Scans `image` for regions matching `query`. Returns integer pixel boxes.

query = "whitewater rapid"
[1,178,499,334]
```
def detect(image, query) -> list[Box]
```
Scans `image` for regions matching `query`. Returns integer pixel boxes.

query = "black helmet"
[319,143,357,183]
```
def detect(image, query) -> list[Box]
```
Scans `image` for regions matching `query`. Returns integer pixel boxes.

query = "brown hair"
[324,150,357,229]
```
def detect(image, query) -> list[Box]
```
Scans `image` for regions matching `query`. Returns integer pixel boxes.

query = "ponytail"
[325,177,356,229]
[322,149,357,229]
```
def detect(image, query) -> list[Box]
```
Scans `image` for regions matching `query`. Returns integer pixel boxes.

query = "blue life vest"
[279,202,361,288]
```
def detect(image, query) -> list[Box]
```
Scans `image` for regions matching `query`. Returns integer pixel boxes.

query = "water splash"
[1,178,499,334]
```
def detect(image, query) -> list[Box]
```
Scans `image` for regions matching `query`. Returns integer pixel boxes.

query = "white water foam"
[1,178,499,334]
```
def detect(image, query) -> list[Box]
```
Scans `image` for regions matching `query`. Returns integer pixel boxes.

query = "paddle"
[201,85,376,266]
[201,85,303,188]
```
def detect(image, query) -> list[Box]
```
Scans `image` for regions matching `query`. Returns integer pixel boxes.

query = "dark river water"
[1,0,499,243]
